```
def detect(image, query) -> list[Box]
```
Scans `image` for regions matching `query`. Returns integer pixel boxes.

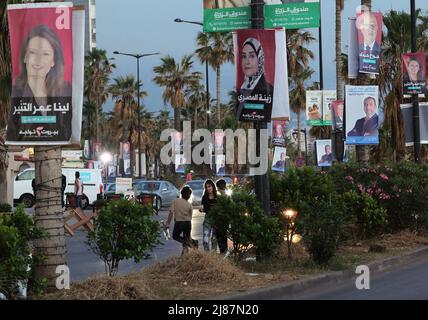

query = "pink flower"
[345,176,354,182]
[379,174,389,181]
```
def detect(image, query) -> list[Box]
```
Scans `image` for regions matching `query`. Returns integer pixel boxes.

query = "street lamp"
[174,18,211,129]
[113,50,160,178]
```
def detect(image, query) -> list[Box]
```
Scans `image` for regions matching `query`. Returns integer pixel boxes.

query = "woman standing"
[200,179,218,252]
[165,186,195,255]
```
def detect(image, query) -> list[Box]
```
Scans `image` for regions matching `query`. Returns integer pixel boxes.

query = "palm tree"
[376,9,428,162]
[196,32,234,124]
[290,68,315,156]
[184,82,208,131]
[110,75,147,176]
[84,48,115,143]
[153,55,202,131]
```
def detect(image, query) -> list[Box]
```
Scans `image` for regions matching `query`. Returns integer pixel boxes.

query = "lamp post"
[174,18,211,129]
[113,50,160,178]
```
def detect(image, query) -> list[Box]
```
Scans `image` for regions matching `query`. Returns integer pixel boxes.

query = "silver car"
[132,180,179,208]
[186,180,206,206]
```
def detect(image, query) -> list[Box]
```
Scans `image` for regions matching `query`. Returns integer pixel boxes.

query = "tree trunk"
[297,110,302,157]
[33,146,66,292]
[0,139,8,204]
[356,0,372,166]
[336,0,344,100]
[216,65,221,125]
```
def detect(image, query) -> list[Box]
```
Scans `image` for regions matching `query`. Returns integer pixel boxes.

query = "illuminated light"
[100,152,112,164]
[225,189,233,197]
[283,209,298,220]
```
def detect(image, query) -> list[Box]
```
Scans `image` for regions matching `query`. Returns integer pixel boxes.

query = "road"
[286,257,428,300]
[38,207,205,282]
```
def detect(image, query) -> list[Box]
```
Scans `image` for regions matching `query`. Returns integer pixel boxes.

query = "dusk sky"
[97,0,428,122]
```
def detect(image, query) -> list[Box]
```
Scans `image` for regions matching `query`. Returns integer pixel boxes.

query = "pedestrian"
[186,170,194,183]
[165,186,197,255]
[200,179,218,252]
[74,171,84,209]
[215,179,229,254]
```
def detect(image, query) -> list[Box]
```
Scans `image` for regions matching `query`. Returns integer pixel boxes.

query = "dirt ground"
[46,230,428,300]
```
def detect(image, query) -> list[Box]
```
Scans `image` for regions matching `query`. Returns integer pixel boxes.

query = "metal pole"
[304,129,308,166]
[318,1,324,91]
[206,59,210,129]
[411,0,421,163]
[137,57,142,178]
[251,0,270,215]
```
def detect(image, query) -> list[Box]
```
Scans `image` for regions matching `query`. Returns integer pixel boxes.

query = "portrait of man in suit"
[347,96,379,137]
[357,11,382,74]
[318,145,333,166]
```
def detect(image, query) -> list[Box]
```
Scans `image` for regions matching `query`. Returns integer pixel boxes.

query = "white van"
[14,168,103,208]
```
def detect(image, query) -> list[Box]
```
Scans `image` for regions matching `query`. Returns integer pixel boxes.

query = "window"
[91,18,96,29]
[17,170,35,181]
[91,0,96,5]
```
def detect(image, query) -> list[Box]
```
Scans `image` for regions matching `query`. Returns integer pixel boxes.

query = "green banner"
[264,3,320,29]
[203,7,251,33]
[21,116,57,124]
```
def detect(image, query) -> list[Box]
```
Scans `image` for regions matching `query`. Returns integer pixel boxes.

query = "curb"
[213,246,428,300]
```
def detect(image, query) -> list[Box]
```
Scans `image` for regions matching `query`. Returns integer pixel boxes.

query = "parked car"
[186,180,205,206]
[14,168,103,208]
[132,180,179,209]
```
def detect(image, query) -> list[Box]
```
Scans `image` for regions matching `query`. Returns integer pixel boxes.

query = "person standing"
[201,180,218,252]
[165,186,195,255]
[215,179,229,254]
[74,171,84,209]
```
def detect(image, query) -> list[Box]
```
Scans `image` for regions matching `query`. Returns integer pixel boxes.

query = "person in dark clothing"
[200,179,218,251]
[215,179,229,254]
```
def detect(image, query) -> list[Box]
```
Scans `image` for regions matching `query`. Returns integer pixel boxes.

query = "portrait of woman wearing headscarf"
[237,37,274,122]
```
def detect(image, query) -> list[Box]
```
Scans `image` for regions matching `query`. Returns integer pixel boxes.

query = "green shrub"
[0,203,12,213]
[86,199,161,276]
[296,196,349,265]
[343,191,388,240]
[0,205,47,299]
[209,190,283,261]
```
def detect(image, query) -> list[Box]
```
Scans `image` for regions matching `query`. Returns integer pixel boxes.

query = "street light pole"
[113,51,160,178]
[410,0,421,163]
[174,18,210,129]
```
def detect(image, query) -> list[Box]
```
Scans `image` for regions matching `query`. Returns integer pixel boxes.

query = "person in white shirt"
[74,171,84,209]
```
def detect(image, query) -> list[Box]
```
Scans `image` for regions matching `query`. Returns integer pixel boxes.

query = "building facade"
[72,0,96,52]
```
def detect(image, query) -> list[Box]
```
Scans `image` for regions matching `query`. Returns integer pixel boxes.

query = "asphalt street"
[287,256,428,300]
[64,208,205,281]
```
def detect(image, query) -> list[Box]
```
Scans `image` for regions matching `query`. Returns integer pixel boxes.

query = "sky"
[96,0,428,124]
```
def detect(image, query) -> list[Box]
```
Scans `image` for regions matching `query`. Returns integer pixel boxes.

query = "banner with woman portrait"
[306,90,323,126]
[402,52,427,96]
[235,29,277,122]
[6,2,75,144]
[272,120,286,147]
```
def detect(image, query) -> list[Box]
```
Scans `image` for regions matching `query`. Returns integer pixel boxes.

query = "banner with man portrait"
[332,100,344,130]
[235,29,276,122]
[356,11,383,75]
[6,2,78,145]
[402,52,427,96]
[316,139,333,167]
[345,85,379,145]
[272,146,286,172]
